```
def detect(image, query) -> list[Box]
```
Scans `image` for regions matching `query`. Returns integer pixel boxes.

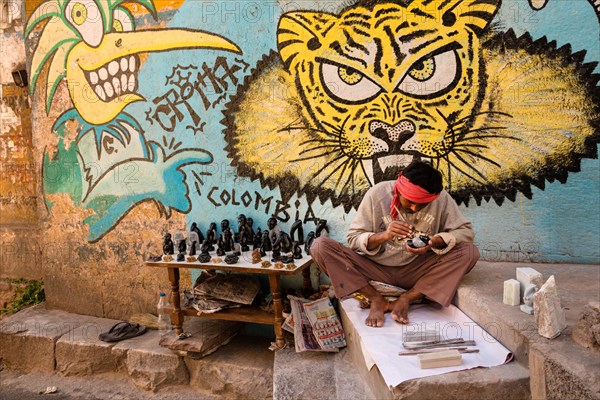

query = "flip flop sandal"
[99,322,147,342]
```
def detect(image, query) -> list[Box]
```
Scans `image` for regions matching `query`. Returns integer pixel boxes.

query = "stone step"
[273,345,375,400]
[0,304,274,399]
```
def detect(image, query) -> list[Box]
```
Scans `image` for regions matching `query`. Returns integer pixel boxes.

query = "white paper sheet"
[341,298,512,388]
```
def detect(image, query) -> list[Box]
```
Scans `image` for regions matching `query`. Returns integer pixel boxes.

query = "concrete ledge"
[339,299,530,400]
[455,261,600,399]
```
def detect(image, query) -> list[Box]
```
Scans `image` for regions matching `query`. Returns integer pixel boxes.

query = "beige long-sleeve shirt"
[346,181,474,267]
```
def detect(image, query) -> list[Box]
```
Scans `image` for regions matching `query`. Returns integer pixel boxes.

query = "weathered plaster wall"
[9,0,600,318]
[0,0,40,280]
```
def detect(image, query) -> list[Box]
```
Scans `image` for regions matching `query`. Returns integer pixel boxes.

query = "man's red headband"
[390,173,440,218]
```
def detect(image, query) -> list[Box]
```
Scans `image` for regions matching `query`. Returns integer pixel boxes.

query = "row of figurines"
[162,215,329,261]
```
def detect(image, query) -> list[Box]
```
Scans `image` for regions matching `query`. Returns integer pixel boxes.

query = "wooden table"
[145,252,314,348]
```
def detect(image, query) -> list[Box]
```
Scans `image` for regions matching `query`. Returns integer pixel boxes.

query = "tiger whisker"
[307,154,349,182]
[298,143,342,156]
[453,148,501,168]
[290,148,343,163]
[298,138,347,147]
[445,155,488,184]
[317,157,354,189]
[452,111,513,125]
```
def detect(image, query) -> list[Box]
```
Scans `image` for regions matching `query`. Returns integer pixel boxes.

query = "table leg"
[167,267,184,336]
[302,265,312,292]
[268,274,285,349]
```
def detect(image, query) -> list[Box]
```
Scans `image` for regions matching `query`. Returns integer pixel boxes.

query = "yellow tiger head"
[224,0,598,210]
[277,0,499,186]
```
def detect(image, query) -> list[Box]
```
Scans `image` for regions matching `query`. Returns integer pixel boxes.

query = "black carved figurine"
[205,222,217,251]
[163,233,174,255]
[316,219,329,237]
[190,222,205,243]
[290,219,304,244]
[304,231,316,254]
[292,241,303,259]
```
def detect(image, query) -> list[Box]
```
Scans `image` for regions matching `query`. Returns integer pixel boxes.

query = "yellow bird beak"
[66,29,242,125]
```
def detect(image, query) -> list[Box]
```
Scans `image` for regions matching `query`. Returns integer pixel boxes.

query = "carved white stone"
[534,275,566,339]
[503,279,521,306]
[516,267,543,299]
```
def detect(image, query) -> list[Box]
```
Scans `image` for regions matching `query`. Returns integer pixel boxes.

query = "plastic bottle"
[157,292,171,337]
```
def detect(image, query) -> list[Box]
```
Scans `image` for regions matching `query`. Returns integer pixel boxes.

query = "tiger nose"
[370,120,416,142]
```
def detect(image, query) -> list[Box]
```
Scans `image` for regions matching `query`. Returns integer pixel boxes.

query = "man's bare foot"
[389,295,410,324]
[389,288,424,324]
[365,297,389,327]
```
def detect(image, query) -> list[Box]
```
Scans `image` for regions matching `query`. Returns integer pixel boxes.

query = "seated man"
[310,161,479,327]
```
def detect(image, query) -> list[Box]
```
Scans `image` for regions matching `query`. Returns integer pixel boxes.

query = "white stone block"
[503,279,521,306]
[516,267,543,299]
[534,275,566,339]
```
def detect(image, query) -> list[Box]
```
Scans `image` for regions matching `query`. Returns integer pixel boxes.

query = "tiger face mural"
[223,0,600,211]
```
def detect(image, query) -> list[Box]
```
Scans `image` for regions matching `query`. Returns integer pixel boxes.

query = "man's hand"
[406,235,446,254]
[367,221,413,251]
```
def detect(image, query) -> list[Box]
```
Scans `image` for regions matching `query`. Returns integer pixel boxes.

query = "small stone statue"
[268,217,293,255]
[224,254,239,264]
[220,219,231,236]
[216,238,226,256]
[520,283,537,315]
[198,253,211,263]
[200,240,211,254]
[190,222,205,243]
[260,230,272,256]
[188,232,200,255]
[290,219,304,244]
[177,253,185,262]
[237,214,252,252]
[315,219,329,237]
[163,233,174,255]
[304,231,316,254]
[222,229,235,252]
[253,227,263,249]
[178,237,187,255]
[205,222,217,251]
[292,241,303,259]
[251,248,262,264]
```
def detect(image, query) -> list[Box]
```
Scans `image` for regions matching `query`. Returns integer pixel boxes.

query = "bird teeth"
[104,81,114,98]
[127,74,135,92]
[129,55,136,73]
[95,85,106,101]
[98,67,108,81]
[87,55,139,103]
[108,60,119,76]
[121,74,128,91]
[113,77,121,96]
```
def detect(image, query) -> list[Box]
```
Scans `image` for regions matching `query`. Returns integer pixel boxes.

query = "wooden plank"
[145,253,313,275]
[165,306,274,325]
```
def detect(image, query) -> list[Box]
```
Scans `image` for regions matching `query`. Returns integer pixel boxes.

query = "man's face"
[398,192,430,214]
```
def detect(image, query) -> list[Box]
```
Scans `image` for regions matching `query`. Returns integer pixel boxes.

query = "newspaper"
[184,271,261,314]
[288,295,346,352]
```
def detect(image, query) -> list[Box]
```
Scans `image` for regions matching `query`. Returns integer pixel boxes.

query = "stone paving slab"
[0,304,98,372]
[113,329,189,392]
[55,317,123,376]
[186,335,274,399]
